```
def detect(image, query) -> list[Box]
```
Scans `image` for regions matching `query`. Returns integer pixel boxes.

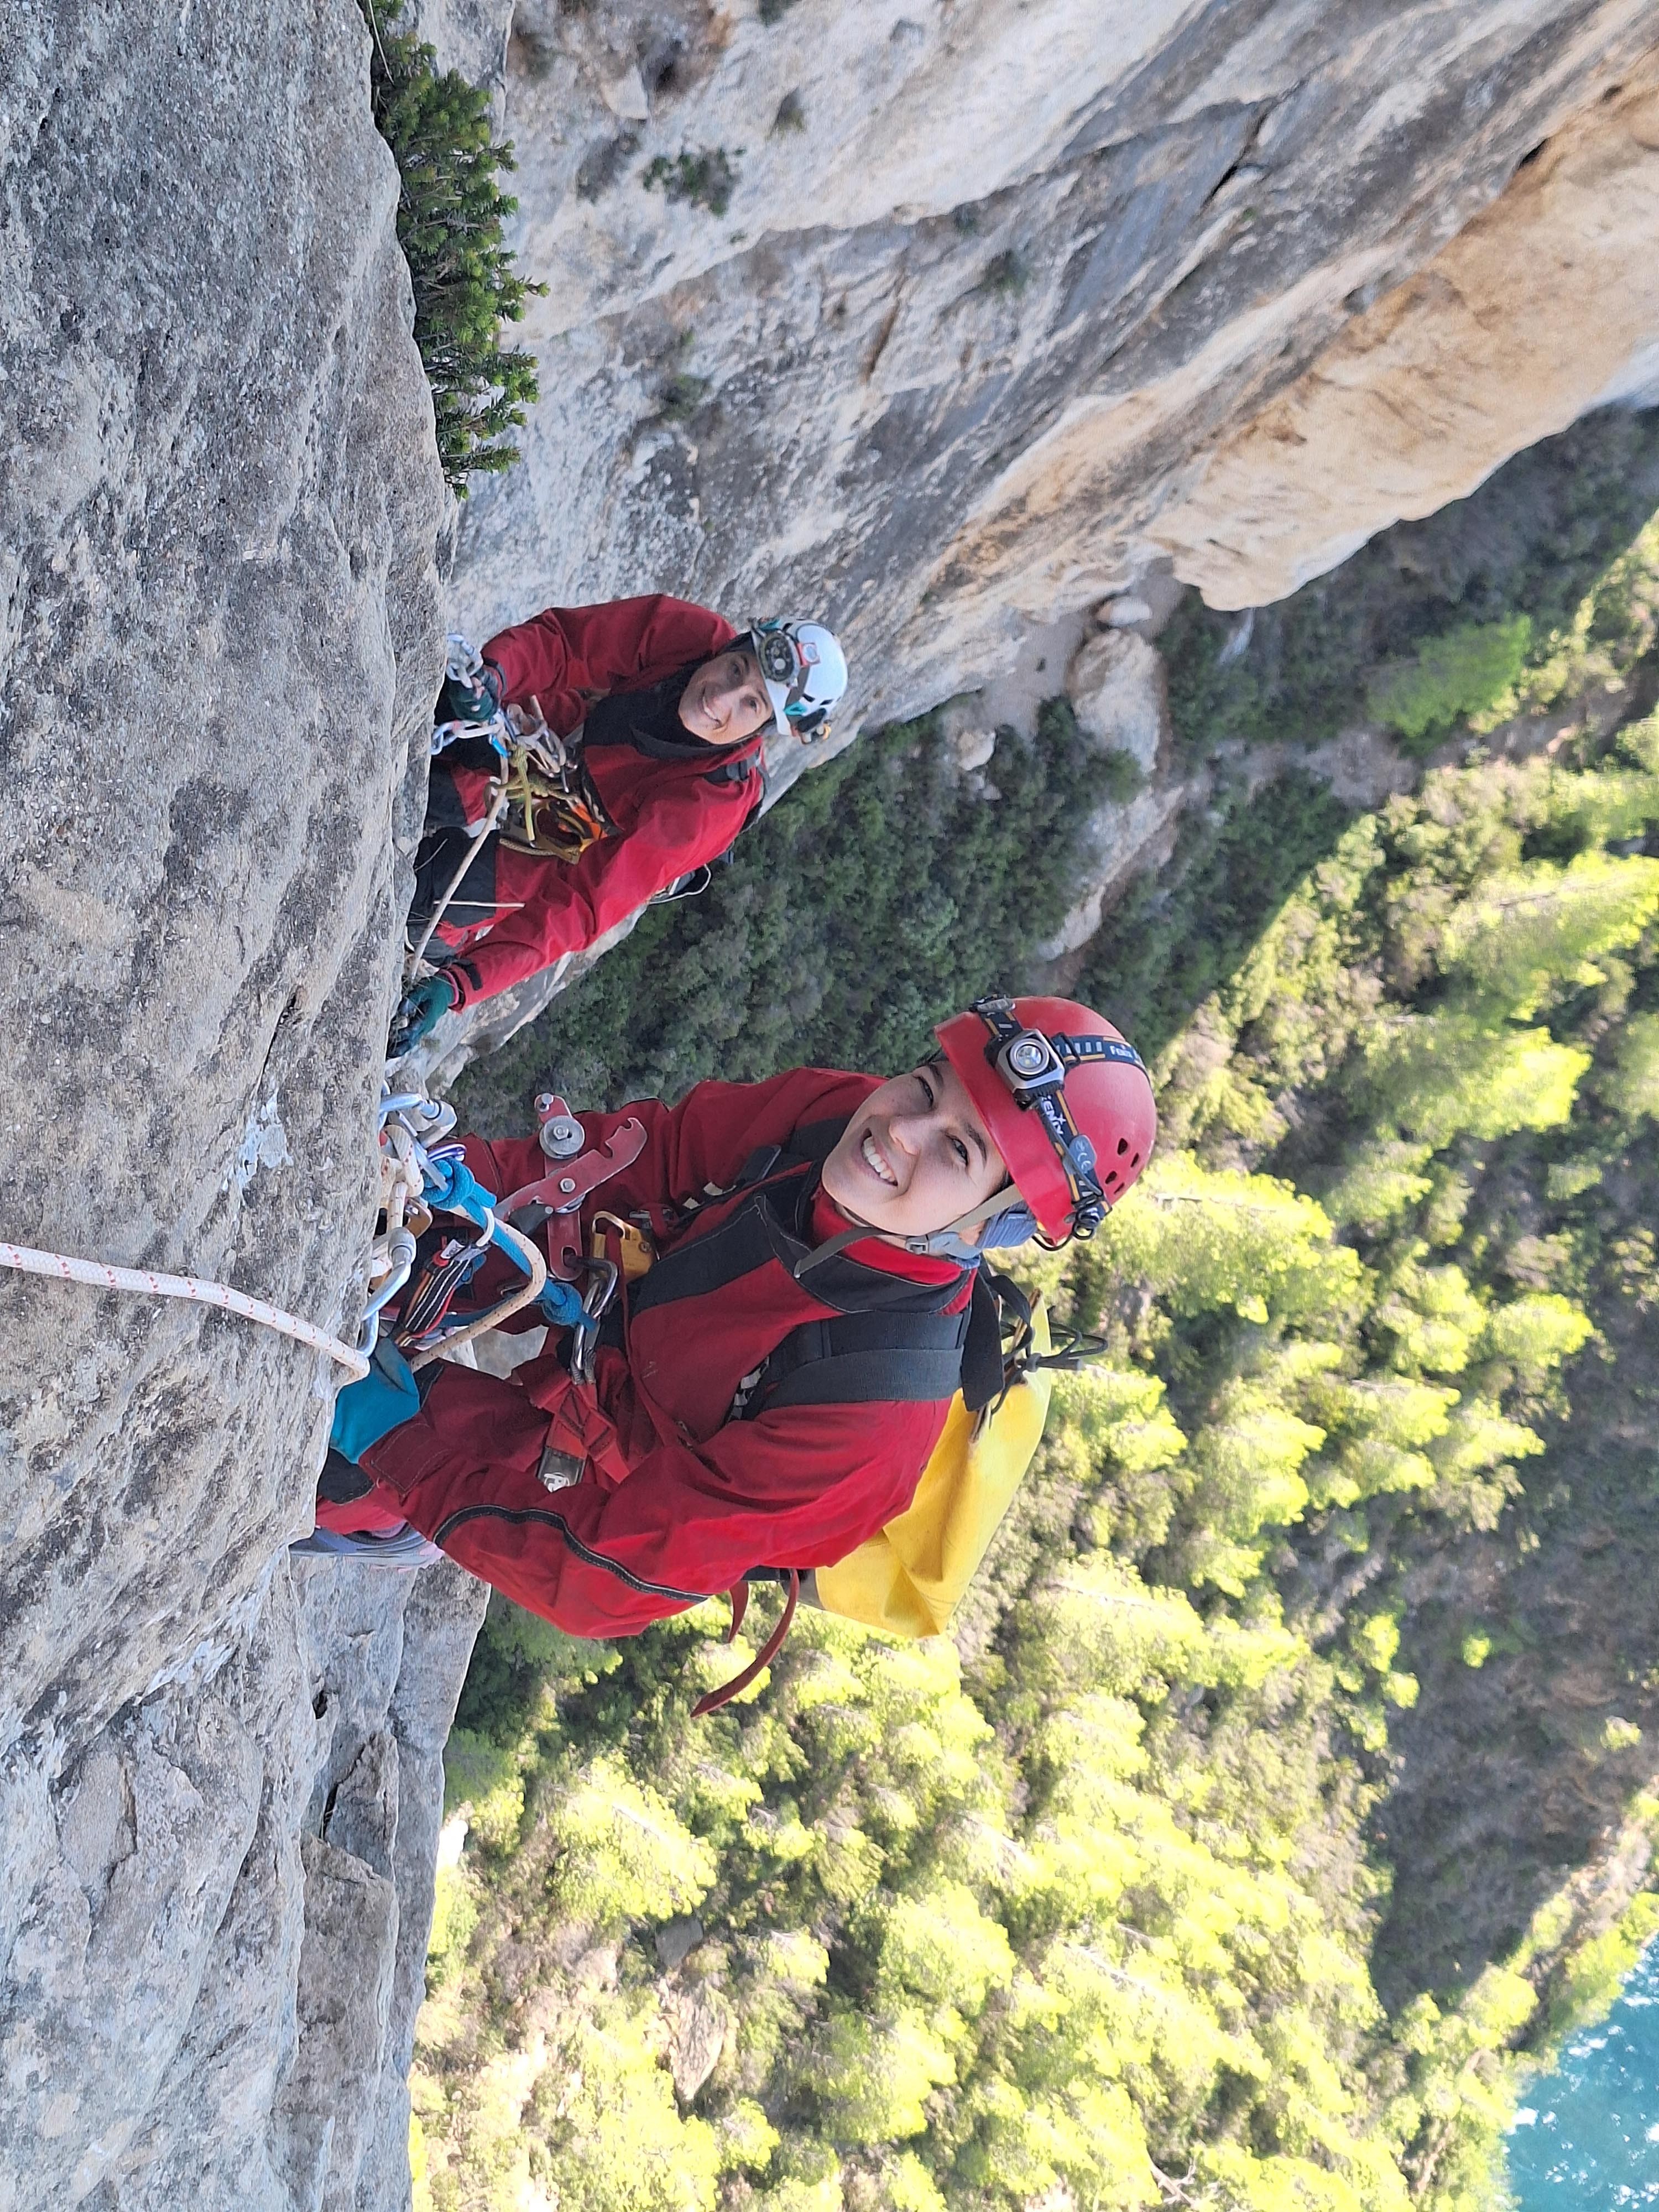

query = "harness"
[498,742,757,862]
[498,739,619,860]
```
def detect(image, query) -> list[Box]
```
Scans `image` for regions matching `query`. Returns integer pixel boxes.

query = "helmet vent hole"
[1131,1152,1140,1166]
[1116,1138,1129,1154]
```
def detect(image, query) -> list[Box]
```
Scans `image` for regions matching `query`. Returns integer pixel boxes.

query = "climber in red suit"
[389,596,849,1051]
[320,999,1159,1642]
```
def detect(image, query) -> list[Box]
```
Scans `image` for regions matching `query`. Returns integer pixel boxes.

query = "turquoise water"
[1508,1943,1659,2207]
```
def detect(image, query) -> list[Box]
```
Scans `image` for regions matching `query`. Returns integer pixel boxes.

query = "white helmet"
[744,618,847,740]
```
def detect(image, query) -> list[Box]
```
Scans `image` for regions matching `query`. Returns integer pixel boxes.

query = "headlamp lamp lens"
[759,632,796,682]
[1007,1036,1052,1080]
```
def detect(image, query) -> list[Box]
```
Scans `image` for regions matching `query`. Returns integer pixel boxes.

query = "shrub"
[657,369,710,424]
[982,248,1031,296]
[1098,745,1145,802]
[643,146,741,217]
[358,0,541,492]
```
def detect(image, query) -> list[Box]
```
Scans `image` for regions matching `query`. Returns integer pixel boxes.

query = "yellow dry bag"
[815,1298,1054,1640]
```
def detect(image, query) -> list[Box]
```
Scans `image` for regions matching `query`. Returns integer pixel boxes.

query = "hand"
[389,972,456,1058]
[328,1339,422,1465]
[436,659,503,726]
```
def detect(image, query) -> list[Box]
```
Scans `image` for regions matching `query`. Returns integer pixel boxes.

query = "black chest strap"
[747,1304,973,1413]
[632,1118,964,1323]
[743,1269,1009,1420]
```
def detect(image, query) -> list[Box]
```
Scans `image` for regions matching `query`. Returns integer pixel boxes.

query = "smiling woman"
[315,995,1155,1647]
[820,1060,1010,1241]
[676,648,777,743]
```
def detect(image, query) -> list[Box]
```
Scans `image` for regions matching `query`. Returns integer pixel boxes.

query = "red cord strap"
[691,1571,800,1718]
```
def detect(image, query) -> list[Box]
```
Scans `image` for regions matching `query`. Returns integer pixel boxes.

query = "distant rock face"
[1066,630,1168,778]
[1036,629,1187,968]
[1149,64,1659,608]
[440,0,1659,728]
[0,0,454,2203]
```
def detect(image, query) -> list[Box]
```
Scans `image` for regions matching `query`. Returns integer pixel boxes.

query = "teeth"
[862,1133,896,1186]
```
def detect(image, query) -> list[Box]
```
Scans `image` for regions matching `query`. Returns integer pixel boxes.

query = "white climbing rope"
[0,1241,371,1380]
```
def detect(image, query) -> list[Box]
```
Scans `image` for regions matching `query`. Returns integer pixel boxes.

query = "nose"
[885,1109,931,1156]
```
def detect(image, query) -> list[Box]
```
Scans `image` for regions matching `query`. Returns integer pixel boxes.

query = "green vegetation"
[1077,768,1350,1060]
[430,411,1659,2210]
[658,371,712,424]
[359,0,541,491]
[1367,617,1533,750]
[422,719,1659,2212]
[981,249,1032,297]
[644,147,743,218]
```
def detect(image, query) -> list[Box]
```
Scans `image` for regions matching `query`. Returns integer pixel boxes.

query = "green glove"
[436,660,502,726]
[389,972,456,1057]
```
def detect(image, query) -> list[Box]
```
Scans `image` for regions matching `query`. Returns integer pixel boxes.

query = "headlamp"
[758,629,797,687]
[994,1028,1066,1102]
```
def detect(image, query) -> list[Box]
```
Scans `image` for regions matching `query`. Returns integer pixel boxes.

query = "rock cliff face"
[1149,60,1659,607]
[440,0,1659,732]
[0,1,461,2204]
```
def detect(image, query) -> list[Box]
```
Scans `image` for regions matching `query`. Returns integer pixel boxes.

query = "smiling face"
[820,1060,1011,1242]
[677,647,776,744]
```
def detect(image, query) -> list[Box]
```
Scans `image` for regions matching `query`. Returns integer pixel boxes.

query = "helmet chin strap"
[793,1183,1016,1280]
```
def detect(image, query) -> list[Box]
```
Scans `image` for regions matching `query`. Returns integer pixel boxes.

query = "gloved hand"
[330,1339,422,1465]
[389,972,456,1058]
[421,1151,497,1233]
[436,658,503,726]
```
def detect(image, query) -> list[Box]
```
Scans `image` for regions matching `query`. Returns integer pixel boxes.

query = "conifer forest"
[409,410,1659,2210]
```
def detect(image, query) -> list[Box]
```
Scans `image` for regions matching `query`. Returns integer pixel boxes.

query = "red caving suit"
[427,594,765,1009]
[356,1068,975,1639]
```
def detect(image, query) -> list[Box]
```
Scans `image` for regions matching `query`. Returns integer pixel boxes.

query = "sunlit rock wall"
[441,0,1659,730]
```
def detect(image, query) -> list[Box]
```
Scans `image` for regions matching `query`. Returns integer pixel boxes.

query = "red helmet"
[935,995,1157,1243]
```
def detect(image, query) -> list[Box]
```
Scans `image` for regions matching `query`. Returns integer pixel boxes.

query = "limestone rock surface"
[0,1,462,2204]
[1036,630,1188,968]
[1149,64,1659,607]
[0,1557,486,2212]
[441,0,1659,729]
